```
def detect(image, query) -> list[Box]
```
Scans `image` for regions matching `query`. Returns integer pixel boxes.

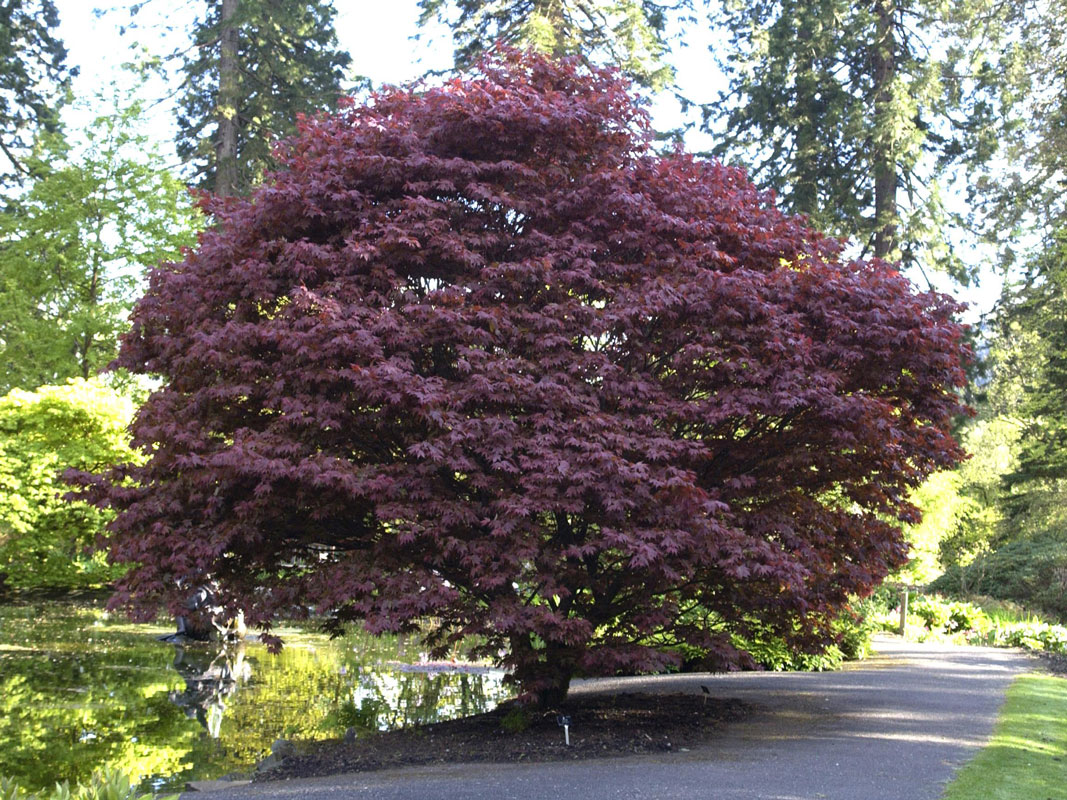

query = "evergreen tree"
[998,235,1067,521]
[971,0,1067,262]
[176,0,352,196]
[418,0,676,89]
[972,1,1067,521]
[0,0,72,186]
[710,0,1001,274]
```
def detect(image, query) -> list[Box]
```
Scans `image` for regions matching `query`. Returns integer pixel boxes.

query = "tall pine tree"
[999,238,1067,513]
[920,0,1067,597]
[980,0,1067,513]
[176,0,352,196]
[971,0,1067,261]
[988,0,1067,518]
[710,0,1001,274]
[0,0,72,186]
[418,0,676,89]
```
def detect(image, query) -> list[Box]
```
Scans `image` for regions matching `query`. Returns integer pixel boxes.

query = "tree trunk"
[82,243,101,380]
[510,634,575,708]
[872,0,897,259]
[216,0,239,198]
[793,7,819,218]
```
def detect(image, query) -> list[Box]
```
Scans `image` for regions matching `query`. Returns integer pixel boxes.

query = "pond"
[0,600,513,793]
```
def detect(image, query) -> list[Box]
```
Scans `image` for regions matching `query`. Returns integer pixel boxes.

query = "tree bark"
[793,6,819,218]
[215,0,239,198]
[872,0,897,259]
[510,633,575,708]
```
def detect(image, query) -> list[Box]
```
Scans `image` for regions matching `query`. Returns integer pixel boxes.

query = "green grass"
[941,673,1067,800]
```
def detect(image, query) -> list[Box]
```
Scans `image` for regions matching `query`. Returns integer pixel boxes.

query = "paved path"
[187,637,1031,800]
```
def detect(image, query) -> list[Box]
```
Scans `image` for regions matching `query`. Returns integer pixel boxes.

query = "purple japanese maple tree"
[77,51,968,705]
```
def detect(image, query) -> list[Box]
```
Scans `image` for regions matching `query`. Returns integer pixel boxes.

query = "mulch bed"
[1034,650,1067,676]
[255,692,748,782]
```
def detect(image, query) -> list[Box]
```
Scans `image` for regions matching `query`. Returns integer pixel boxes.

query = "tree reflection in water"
[334,664,501,735]
[168,644,250,738]
[0,602,512,794]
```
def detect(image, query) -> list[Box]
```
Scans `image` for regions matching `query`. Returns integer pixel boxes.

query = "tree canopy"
[418,0,675,88]
[970,0,1067,252]
[78,51,969,704]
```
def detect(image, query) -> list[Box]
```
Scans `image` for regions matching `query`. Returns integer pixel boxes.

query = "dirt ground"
[1034,649,1067,676]
[255,692,748,782]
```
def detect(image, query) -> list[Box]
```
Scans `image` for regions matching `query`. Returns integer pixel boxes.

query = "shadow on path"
[185,636,1032,800]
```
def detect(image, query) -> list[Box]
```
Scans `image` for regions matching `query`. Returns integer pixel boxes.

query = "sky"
[53,0,1001,322]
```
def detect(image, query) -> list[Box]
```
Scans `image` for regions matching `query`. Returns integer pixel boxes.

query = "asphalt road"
[185,636,1031,800]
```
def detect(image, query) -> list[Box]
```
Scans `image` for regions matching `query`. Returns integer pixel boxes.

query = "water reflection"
[0,601,512,793]
[335,664,501,735]
[169,644,250,738]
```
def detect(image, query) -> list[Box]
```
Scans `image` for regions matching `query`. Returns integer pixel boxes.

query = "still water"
[0,601,512,792]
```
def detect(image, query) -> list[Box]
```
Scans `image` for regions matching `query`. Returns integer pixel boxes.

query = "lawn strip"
[941,672,1067,800]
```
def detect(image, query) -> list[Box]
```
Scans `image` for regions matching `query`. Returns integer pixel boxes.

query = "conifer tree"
[0,0,72,186]
[971,0,1067,258]
[710,0,1000,274]
[976,0,1067,515]
[176,0,352,196]
[995,236,1067,521]
[418,0,676,88]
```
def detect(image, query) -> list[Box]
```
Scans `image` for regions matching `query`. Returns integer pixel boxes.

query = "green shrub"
[1,776,29,800]
[499,707,530,733]
[732,604,875,672]
[907,595,991,637]
[999,622,1067,654]
[735,631,846,672]
[835,599,880,660]
[873,593,993,642]
[0,769,175,800]
[0,380,138,591]
[912,595,952,631]
[946,601,991,634]
[931,533,1067,622]
[881,590,1067,654]
[865,583,901,615]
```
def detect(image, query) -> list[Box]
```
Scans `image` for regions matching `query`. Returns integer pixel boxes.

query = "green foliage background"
[0,379,137,590]
[0,75,200,394]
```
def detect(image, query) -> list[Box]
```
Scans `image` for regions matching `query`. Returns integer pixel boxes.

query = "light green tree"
[0,76,200,394]
[902,471,970,584]
[0,379,139,590]
[901,416,1020,588]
